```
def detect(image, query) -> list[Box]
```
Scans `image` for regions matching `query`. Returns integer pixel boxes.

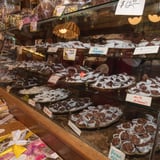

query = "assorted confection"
[48,97,92,113]
[128,76,160,97]
[70,104,123,129]
[91,73,135,90]
[111,115,157,155]
[33,88,70,103]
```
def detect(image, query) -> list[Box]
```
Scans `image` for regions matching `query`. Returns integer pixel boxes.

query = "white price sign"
[126,93,152,106]
[63,48,77,61]
[53,5,65,16]
[68,120,81,136]
[28,99,36,107]
[47,47,58,53]
[115,0,146,15]
[48,74,60,84]
[89,46,108,55]
[43,106,53,118]
[133,46,159,55]
[108,145,125,160]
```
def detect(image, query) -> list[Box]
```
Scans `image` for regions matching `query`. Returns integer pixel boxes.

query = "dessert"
[70,104,122,129]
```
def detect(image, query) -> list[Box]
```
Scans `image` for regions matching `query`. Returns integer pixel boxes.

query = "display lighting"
[53,22,80,39]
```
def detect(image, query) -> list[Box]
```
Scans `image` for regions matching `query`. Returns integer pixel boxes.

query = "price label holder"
[126,93,152,106]
[48,74,61,85]
[68,120,81,136]
[89,46,108,55]
[47,47,58,53]
[115,0,146,15]
[53,5,66,17]
[63,48,77,61]
[108,145,125,160]
[133,46,159,55]
[28,99,36,107]
[43,106,53,118]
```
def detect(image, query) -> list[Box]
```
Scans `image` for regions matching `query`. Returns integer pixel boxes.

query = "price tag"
[43,107,53,118]
[115,0,146,15]
[48,74,60,84]
[89,46,108,55]
[63,48,77,61]
[133,46,159,55]
[6,86,12,93]
[68,120,81,136]
[108,145,125,160]
[28,99,36,107]
[47,47,58,53]
[125,93,152,106]
[53,5,65,16]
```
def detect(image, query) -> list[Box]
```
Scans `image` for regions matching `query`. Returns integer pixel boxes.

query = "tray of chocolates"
[111,114,157,155]
[70,104,123,129]
[128,76,160,97]
[47,97,92,114]
[32,88,70,103]
[91,73,135,91]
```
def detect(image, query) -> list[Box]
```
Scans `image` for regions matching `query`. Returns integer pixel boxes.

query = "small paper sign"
[89,46,108,55]
[108,145,125,160]
[30,21,37,32]
[43,107,53,118]
[115,0,146,16]
[47,47,58,53]
[28,99,36,107]
[53,5,65,16]
[63,48,77,61]
[133,46,159,55]
[126,93,152,106]
[68,120,81,136]
[6,86,12,93]
[48,74,60,84]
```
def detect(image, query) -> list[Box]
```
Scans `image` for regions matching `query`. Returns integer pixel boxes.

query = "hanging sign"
[133,46,159,55]
[125,93,152,106]
[89,46,108,55]
[115,0,146,15]
[108,145,125,160]
[63,48,77,61]
[53,6,66,16]
[68,120,81,136]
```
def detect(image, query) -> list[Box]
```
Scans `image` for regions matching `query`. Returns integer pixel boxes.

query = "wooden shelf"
[0,87,108,160]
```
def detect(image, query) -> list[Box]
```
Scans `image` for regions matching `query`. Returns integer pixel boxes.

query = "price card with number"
[133,46,159,55]
[63,48,77,61]
[115,0,146,15]
[126,93,152,106]
[68,120,81,136]
[48,74,60,85]
[47,47,58,53]
[43,106,53,118]
[89,46,108,55]
[108,145,125,160]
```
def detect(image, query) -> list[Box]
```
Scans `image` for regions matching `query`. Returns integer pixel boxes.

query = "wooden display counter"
[0,87,108,160]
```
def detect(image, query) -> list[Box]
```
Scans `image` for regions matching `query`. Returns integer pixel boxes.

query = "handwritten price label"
[68,120,81,136]
[126,93,152,106]
[115,0,146,15]
[134,46,159,55]
[108,145,125,160]
[43,107,53,118]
